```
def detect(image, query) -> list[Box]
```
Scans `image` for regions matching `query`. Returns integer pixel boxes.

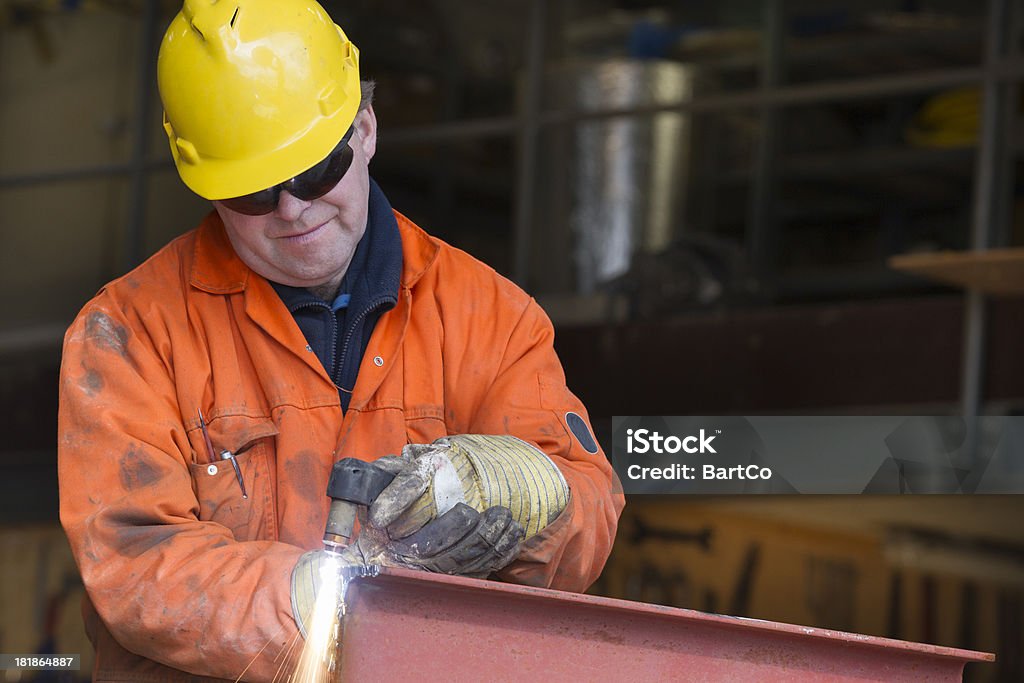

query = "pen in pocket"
[198,409,216,464]
[220,450,249,499]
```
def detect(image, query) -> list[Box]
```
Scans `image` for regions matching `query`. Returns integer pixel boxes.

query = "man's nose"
[275,190,311,221]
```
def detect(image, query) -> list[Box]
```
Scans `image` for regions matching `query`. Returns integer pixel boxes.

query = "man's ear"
[354,106,378,162]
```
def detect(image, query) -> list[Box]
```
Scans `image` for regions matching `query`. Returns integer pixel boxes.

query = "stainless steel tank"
[532,59,703,295]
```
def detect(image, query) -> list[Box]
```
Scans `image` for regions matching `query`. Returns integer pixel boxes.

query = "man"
[57,0,624,680]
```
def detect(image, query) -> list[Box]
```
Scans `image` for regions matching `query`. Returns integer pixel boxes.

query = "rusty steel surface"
[338,567,993,682]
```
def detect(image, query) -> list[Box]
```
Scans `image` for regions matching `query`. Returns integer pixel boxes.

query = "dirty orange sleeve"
[466,299,626,592]
[58,299,303,681]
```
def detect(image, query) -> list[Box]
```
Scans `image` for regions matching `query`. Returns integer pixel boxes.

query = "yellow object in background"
[906,87,981,148]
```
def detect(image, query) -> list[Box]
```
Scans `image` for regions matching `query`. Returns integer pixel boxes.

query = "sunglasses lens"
[220,187,278,216]
[220,128,356,215]
[291,144,354,201]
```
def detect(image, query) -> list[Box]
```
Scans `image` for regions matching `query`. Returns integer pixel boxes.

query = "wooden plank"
[889,248,1024,295]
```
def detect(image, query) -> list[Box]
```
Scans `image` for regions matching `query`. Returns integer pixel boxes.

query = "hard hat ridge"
[180,0,241,58]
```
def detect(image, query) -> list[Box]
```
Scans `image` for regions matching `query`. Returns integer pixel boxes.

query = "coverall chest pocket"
[187,415,279,542]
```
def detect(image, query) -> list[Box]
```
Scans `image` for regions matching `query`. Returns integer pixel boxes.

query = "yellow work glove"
[291,526,394,638]
[291,546,363,639]
[369,434,570,545]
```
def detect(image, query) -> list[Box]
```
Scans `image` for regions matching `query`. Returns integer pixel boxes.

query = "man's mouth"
[278,220,330,242]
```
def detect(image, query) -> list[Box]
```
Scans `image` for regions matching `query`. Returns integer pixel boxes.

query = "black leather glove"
[388,502,524,577]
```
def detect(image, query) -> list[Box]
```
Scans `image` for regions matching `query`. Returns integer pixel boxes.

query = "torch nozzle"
[323,458,395,549]
[323,498,358,549]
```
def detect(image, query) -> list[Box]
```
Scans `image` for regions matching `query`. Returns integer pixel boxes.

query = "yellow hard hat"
[157,0,361,200]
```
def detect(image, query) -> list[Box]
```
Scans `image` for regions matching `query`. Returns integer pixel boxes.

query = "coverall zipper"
[334,295,395,392]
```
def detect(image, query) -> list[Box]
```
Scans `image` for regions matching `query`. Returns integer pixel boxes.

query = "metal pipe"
[746,0,784,297]
[511,0,546,287]
[971,0,1010,252]
[993,0,1024,249]
[0,163,133,189]
[0,324,68,354]
[379,116,521,147]
[0,158,175,190]
[123,0,161,274]
[12,59,1024,185]
[380,60,1024,146]
[537,62,1024,122]
[961,289,987,437]
[427,0,463,229]
[961,0,1011,461]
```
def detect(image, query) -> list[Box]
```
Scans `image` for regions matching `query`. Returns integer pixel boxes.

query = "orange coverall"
[58,210,624,682]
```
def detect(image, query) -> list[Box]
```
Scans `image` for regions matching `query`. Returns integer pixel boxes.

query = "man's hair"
[359,80,376,112]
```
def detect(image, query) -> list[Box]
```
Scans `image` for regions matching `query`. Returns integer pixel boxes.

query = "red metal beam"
[340,568,993,681]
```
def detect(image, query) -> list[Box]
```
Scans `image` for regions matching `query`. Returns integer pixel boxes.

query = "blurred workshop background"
[2,0,1024,680]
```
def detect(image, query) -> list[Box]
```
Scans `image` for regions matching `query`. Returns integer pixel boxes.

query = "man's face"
[214,108,378,293]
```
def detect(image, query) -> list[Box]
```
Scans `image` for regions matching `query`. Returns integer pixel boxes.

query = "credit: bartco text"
[624,428,772,481]
[625,463,773,481]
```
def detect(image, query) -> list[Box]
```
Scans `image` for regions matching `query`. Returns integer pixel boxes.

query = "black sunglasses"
[221,127,356,216]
